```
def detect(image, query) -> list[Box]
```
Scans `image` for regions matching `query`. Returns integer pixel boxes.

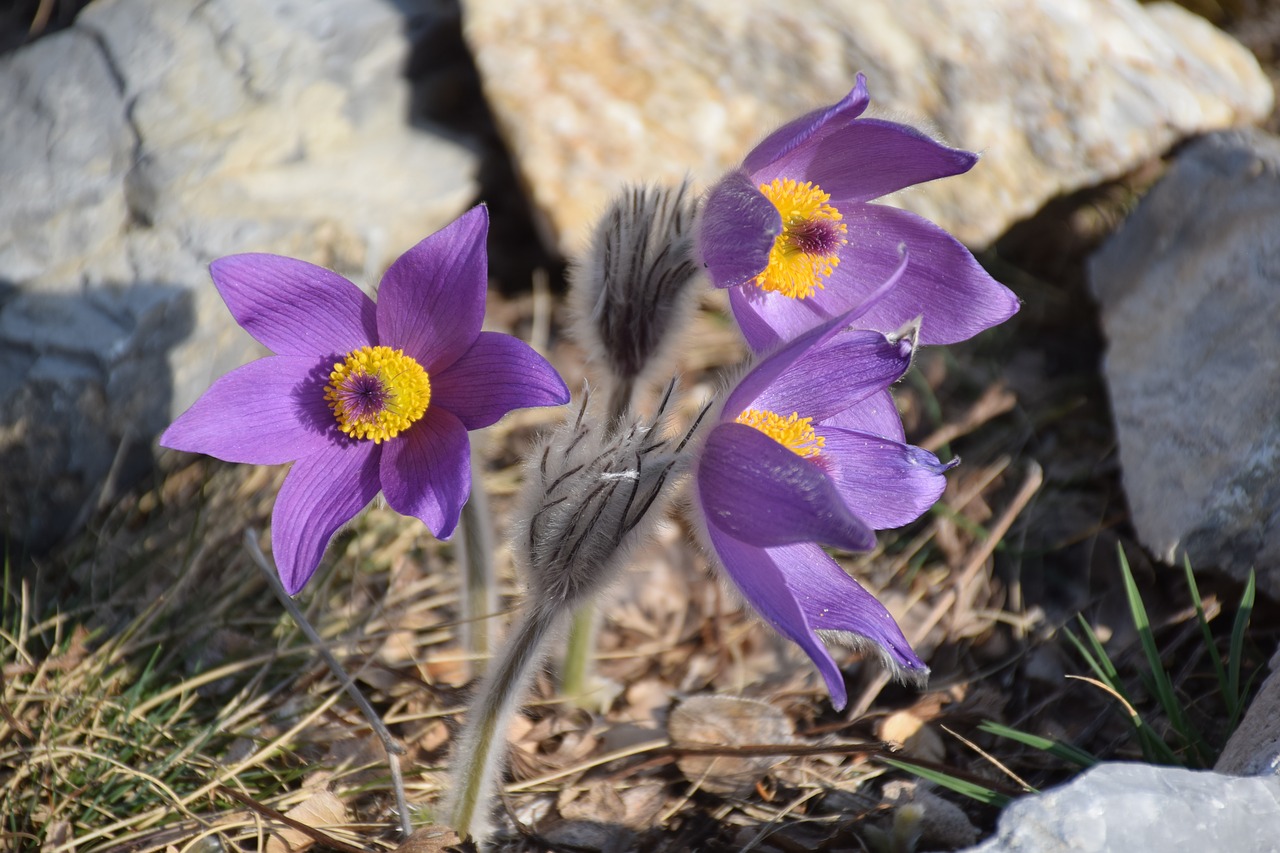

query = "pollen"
[754,178,848,300]
[736,408,825,458]
[325,345,431,443]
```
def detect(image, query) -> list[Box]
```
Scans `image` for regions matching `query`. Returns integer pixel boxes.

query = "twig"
[216,785,371,853]
[243,531,413,838]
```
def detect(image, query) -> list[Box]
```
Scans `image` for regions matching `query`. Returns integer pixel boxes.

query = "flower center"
[736,408,824,458]
[753,178,848,300]
[325,346,431,443]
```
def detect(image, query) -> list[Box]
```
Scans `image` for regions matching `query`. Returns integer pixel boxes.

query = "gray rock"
[461,0,1272,257]
[1089,129,1280,597]
[0,0,479,550]
[1217,646,1280,777]
[963,763,1280,853]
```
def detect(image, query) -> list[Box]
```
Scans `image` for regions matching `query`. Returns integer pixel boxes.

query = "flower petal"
[160,356,339,465]
[822,388,906,442]
[271,439,381,594]
[210,255,377,357]
[743,74,871,176]
[752,330,914,424]
[698,171,781,289]
[760,119,977,204]
[703,528,850,706]
[431,332,570,430]
[819,428,949,530]
[727,283,827,352]
[697,423,875,552]
[722,306,866,417]
[377,205,489,372]
[833,203,1020,345]
[379,406,471,539]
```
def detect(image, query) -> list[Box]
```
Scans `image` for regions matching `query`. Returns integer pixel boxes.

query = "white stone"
[461,0,1273,256]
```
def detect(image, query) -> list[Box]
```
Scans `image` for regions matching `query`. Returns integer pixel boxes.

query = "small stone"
[668,694,794,796]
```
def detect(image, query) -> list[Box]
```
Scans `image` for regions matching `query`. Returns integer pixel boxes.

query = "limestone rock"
[0,0,478,550]
[1089,129,1280,597]
[460,0,1273,257]
[962,763,1280,852]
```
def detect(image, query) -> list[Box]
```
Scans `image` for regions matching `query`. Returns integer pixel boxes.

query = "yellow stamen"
[325,345,431,443]
[753,178,848,300]
[736,408,824,458]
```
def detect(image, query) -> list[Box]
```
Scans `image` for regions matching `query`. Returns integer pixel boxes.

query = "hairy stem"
[245,531,412,838]
[449,600,567,840]
[459,441,496,676]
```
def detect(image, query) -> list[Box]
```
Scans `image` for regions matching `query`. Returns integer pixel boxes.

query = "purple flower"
[697,73,1019,352]
[161,206,570,594]
[692,306,950,708]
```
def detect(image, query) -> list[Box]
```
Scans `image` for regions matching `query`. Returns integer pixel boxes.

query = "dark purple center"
[338,372,389,420]
[788,218,844,256]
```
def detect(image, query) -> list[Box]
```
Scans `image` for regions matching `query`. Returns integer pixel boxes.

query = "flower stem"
[559,602,598,702]
[244,531,413,838]
[459,439,496,676]
[449,600,566,840]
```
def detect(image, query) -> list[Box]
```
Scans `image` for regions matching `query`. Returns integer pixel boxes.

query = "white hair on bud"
[569,180,701,419]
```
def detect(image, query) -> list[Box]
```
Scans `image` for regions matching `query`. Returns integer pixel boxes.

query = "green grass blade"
[977,720,1098,768]
[879,757,1012,808]
[1117,545,1210,764]
[1227,570,1256,731]
[1183,555,1232,716]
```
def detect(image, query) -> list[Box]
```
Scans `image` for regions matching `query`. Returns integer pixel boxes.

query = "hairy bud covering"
[517,383,704,607]
[569,181,700,418]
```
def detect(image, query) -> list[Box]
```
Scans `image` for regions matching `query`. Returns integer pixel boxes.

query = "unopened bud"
[569,181,700,419]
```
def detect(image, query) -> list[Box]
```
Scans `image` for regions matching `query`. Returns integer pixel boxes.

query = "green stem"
[449,601,565,840]
[560,602,598,702]
[458,440,496,676]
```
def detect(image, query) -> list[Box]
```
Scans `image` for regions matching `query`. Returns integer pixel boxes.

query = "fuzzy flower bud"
[569,181,700,418]
[519,383,698,607]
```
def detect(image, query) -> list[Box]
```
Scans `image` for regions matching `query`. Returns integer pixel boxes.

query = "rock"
[460,0,1272,257]
[1217,646,1280,776]
[1089,129,1280,596]
[961,763,1280,852]
[0,0,478,551]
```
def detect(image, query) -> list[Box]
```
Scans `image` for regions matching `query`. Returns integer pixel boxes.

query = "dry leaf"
[668,695,793,796]
[263,790,347,853]
[878,710,946,763]
[393,825,463,853]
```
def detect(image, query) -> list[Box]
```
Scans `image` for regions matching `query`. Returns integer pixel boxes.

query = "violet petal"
[377,205,489,373]
[160,356,340,465]
[743,74,871,176]
[822,388,906,442]
[835,203,1020,345]
[704,527,851,707]
[431,332,570,430]
[698,171,781,289]
[819,428,949,530]
[751,330,913,424]
[697,423,876,552]
[765,119,977,204]
[271,439,381,595]
[379,406,471,539]
[211,254,378,357]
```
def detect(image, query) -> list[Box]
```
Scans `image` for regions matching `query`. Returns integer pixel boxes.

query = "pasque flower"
[697,73,1019,351]
[162,206,570,594]
[692,298,950,708]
